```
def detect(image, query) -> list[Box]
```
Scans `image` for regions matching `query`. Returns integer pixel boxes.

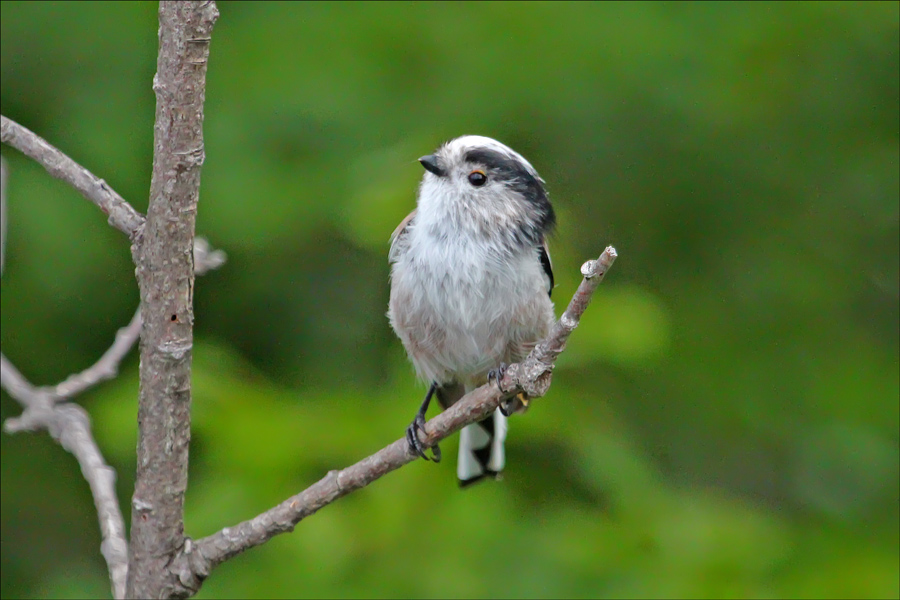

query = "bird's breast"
[389,228,553,385]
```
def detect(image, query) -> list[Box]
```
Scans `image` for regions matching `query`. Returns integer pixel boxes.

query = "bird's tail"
[457,408,508,486]
[435,383,509,487]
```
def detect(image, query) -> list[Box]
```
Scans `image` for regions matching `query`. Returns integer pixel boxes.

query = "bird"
[387,135,556,486]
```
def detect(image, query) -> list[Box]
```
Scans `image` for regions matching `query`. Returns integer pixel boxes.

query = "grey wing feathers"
[389,209,416,263]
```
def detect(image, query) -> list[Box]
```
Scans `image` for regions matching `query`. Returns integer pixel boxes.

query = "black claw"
[488,362,509,392]
[405,382,441,462]
[499,401,512,417]
[406,413,441,462]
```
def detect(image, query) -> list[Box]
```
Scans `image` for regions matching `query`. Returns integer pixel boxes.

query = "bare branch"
[0,115,145,238]
[165,246,618,596]
[2,7,224,597]
[1,100,222,600]
[0,144,130,597]
[50,308,143,400]
[0,130,227,597]
[501,247,619,398]
[127,2,218,597]
[1,355,130,600]
[1,222,224,600]
[0,139,134,600]
[7,237,224,403]
[0,352,36,402]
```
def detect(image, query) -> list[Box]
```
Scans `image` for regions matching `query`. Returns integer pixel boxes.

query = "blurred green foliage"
[1,1,898,598]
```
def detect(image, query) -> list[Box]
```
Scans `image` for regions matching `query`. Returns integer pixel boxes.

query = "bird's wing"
[539,239,555,297]
[389,209,417,263]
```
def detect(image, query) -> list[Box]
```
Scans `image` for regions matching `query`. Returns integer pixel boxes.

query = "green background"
[2,1,898,598]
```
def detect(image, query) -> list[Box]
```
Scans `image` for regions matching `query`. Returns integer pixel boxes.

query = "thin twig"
[50,308,143,400]
[502,247,619,397]
[0,115,145,238]
[165,246,618,595]
[1,355,130,600]
[26,235,224,404]
[0,145,132,597]
[1,125,226,600]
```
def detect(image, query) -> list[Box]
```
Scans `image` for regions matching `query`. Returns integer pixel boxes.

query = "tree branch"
[2,6,222,597]
[165,246,618,596]
[1,131,226,600]
[1,357,130,600]
[127,2,218,598]
[192,236,227,276]
[3,4,614,596]
[0,115,145,238]
[51,309,143,400]
[1,144,131,600]
[0,235,224,600]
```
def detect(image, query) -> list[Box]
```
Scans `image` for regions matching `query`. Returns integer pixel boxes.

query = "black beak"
[418,154,445,177]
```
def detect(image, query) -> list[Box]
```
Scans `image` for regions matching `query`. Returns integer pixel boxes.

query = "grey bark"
[126,2,218,598]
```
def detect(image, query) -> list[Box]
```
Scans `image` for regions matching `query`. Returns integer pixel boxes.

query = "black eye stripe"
[462,146,555,237]
[464,148,526,177]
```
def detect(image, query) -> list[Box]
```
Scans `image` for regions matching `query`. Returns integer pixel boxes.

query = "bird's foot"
[405,412,441,462]
[488,362,509,393]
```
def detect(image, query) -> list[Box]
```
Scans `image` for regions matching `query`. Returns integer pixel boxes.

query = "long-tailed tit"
[388,135,555,486]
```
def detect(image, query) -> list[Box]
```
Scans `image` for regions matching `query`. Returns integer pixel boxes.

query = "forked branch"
[165,246,618,596]
[0,155,133,598]
[0,151,225,600]
[2,3,615,597]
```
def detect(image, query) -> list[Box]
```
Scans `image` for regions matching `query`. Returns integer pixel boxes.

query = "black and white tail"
[457,408,508,486]
[435,383,508,487]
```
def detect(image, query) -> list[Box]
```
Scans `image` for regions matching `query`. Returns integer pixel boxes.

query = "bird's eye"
[468,170,487,187]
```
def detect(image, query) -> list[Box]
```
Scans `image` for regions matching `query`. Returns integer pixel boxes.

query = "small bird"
[388,135,556,486]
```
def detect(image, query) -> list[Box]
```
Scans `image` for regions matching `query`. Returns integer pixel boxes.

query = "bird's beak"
[418,154,445,177]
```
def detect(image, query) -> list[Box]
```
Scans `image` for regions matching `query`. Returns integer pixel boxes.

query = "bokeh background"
[2,1,898,598]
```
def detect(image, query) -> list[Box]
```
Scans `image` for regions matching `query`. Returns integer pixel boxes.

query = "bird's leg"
[406,382,442,462]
